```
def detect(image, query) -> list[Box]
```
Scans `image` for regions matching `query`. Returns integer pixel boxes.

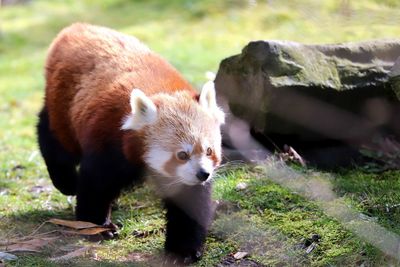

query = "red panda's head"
[121,81,225,186]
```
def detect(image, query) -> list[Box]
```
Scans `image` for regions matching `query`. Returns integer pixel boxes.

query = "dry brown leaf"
[60,227,112,236]
[47,218,99,229]
[50,246,90,262]
[0,237,56,253]
[48,218,114,236]
[75,227,111,235]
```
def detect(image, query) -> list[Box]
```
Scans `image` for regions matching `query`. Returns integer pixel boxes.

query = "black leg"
[164,183,213,263]
[76,148,144,225]
[76,154,121,225]
[37,107,79,195]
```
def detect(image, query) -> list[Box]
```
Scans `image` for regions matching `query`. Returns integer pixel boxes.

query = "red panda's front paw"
[164,249,202,265]
[184,250,202,264]
[102,221,119,231]
[101,222,119,240]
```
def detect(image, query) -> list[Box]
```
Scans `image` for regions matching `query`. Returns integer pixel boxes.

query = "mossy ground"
[1,0,400,266]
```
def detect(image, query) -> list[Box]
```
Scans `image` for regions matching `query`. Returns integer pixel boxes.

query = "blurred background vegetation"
[2,0,400,266]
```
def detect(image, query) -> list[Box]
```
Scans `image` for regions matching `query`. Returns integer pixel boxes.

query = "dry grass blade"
[277,145,307,167]
[50,246,91,262]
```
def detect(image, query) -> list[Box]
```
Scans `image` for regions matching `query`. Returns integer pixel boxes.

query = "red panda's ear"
[199,81,225,124]
[121,89,158,130]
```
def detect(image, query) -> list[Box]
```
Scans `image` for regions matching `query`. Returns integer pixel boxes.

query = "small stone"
[235,182,248,190]
[0,189,9,196]
[233,251,248,259]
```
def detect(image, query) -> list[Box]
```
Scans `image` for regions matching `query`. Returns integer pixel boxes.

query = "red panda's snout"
[173,151,218,185]
[196,169,210,181]
[142,144,220,198]
[121,81,224,188]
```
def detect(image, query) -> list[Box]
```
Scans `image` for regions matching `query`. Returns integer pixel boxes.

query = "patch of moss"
[213,167,387,266]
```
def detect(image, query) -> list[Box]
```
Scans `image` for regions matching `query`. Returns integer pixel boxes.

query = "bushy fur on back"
[45,23,195,155]
[38,23,225,263]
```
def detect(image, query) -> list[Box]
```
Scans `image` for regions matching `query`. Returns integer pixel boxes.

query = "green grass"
[2,0,400,266]
[333,170,400,235]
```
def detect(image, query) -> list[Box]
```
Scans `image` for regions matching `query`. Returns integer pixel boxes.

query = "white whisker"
[162,176,186,189]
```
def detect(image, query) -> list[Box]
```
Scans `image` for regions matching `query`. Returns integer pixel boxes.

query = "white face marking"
[144,146,171,177]
[182,143,193,154]
[176,163,198,185]
[176,154,215,186]
[200,155,214,175]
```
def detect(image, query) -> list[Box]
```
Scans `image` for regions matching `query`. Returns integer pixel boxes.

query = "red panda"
[37,23,224,263]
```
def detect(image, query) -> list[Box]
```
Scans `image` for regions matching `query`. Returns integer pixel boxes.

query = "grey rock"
[216,40,400,168]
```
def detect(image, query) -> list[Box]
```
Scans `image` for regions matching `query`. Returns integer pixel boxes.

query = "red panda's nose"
[196,169,210,181]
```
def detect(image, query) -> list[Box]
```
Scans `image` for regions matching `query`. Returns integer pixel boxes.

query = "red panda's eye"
[206,147,213,156]
[177,151,190,161]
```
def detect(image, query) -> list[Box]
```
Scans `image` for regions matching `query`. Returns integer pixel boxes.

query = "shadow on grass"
[0,207,160,266]
[0,185,169,266]
[1,207,74,236]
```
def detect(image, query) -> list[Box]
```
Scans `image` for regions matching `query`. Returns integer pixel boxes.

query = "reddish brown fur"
[164,155,180,177]
[45,23,197,160]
